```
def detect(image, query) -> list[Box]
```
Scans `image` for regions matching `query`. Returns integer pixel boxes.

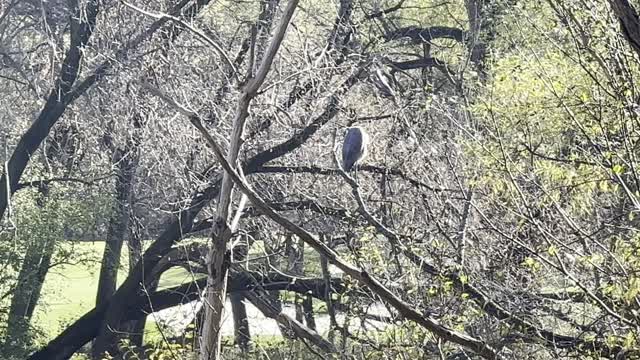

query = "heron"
[342,127,370,174]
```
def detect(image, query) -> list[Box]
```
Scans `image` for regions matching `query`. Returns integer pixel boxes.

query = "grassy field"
[33,241,192,345]
[31,239,338,355]
[28,241,375,359]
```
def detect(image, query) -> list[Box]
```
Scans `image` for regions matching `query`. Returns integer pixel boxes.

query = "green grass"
[31,239,337,354]
[33,241,105,336]
[33,241,192,345]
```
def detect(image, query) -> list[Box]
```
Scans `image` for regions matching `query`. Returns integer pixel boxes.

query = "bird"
[342,127,370,172]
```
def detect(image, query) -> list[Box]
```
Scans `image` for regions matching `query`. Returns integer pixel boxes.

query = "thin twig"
[187,115,503,360]
[121,1,238,80]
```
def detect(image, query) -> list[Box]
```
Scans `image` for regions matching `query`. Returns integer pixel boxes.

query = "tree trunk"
[200,222,232,360]
[4,185,55,355]
[320,254,337,342]
[28,272,344,360]
[465,0,488,74]
[286,234,306,324]
[609,0,640,59]
[302,295,316,331]
[0,1,99,221]
[230,292,251,351]
[94,148,136,306]
[4,122,80,356]
[5,236,55,331]
[93,130,140,358]
[230,234,252,351]
[198,3,298,359]
[465,0,510,80]
[264,236,290,338]
[124,213,146,348]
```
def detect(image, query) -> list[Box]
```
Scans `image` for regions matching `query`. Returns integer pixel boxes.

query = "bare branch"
[254,165,458,193]
[384,26,464,43]
[15,175,112,191]
[121,1,238,80]
[189,115,503,360]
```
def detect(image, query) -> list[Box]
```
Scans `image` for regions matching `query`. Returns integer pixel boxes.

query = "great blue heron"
[342,127,369,172]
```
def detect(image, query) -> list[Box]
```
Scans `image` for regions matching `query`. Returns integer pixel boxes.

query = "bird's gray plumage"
[342,127,369,171]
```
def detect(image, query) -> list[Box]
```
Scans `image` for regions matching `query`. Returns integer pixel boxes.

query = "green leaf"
[459,273,468,284]
[612,164,625,175]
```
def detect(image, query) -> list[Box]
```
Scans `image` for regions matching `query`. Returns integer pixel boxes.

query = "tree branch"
[29,271,345,360]
[365,0,407,20]
[199,1,300,359]
[15,175,112,191]
[121,1,238,80]
[254,165,458,193]
[0,0,100,221]
[384,26,464,43]
[331,135,626,358]
[609,0,640,59]
[190,113,503,360]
